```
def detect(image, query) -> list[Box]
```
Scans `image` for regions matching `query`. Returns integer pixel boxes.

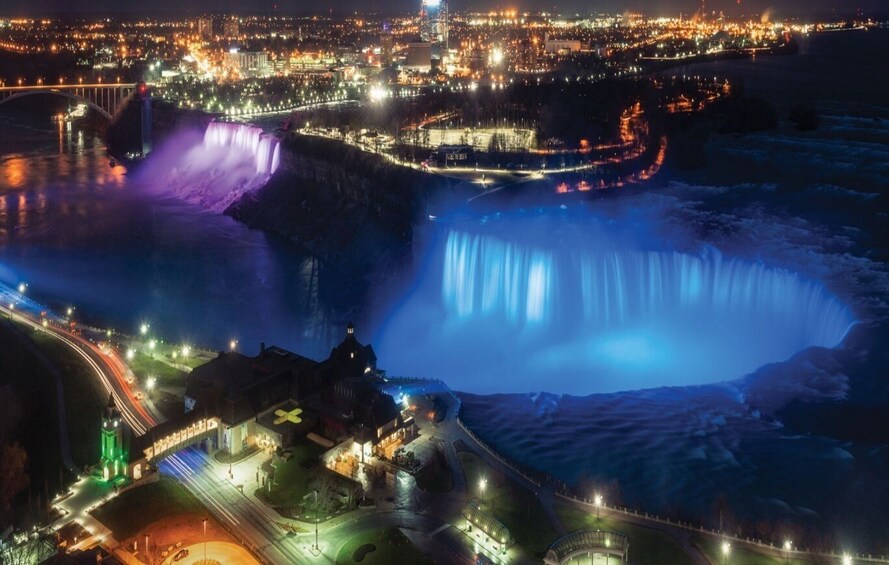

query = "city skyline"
[0,0,886,17]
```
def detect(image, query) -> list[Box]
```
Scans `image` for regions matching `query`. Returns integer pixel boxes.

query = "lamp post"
[721,541,730,565]
[479,478,487,505]
[143,533,149,563]
[202,518,208,562]
[594,494,603,519]
[783,540,792,565]
[312,489,319,552]
[843,555,853,565]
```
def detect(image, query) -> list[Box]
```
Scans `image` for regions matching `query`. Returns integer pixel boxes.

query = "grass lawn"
[256,440,327,508]
[91,479,203,540]
[26,327,104,469]
[128,350,187,387]
[457,450,557,558]
[556,504,694,565]
[693,536,809,565]
[334,527,433,565]
[414,447,453,493]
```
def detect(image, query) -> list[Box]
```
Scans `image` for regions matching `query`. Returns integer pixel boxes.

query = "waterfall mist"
[376,228,855,394]
[135,121,281,212]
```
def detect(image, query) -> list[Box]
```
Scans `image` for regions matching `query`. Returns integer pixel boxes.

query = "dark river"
[0,110,342,358]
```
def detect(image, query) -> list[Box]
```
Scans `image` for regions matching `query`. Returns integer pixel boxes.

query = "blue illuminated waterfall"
[442,231,854,350]
[378,230,855,394]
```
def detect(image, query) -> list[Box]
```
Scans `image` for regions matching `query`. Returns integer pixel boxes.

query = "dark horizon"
[0,0,886,19]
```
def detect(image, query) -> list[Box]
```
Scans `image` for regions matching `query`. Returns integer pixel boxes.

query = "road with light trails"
[161,447,326,564]
[0,283,497,564]
[0,283,155,434]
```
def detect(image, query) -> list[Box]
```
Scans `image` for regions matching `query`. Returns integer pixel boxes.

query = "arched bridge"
[0,83,137,119]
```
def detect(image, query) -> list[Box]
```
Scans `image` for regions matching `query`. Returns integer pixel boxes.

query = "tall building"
[419,0,448,49]
[380,23,394,67]
[224,17,240,40]
[197,17,213,39]
[405,41,433,71]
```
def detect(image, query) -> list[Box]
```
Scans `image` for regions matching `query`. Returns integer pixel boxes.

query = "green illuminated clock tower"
[100,394,127,481]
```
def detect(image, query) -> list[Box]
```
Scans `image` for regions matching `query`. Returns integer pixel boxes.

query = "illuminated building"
[223,16,239,40]
[197,16,213,39]
[419,0,448,49]
[380,26,394,67]
[227,49,270,78]
[405,41,433,71]
[99,395,128,482]
[544,33,584,54]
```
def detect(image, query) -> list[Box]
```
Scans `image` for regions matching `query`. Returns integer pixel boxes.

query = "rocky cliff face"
[224,134,468,309]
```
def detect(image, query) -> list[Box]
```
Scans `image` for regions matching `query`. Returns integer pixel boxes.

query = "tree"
[0,537,54,565]
[0,442,29,513]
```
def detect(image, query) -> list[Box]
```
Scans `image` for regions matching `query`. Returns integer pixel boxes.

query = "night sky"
[0,0,885,17]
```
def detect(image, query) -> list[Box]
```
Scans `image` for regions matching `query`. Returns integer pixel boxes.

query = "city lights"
[0,5,883,565]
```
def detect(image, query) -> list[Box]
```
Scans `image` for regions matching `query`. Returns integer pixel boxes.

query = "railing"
[426,377,889,564]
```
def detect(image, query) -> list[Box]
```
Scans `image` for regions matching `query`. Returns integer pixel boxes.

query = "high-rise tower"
[420,0,449,49]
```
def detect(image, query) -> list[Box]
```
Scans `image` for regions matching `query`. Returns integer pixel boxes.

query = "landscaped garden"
[334,527,432,565]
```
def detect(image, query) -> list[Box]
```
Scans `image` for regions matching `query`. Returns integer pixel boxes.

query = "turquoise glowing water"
[378,230,854,394]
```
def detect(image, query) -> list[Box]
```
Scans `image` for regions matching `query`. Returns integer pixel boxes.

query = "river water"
[0,111,341,358]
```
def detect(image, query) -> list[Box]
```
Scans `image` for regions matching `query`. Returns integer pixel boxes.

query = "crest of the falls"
[139,121,281,212]
[377,230,855,394]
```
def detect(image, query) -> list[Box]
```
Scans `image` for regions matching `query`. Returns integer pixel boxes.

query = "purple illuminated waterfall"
[203,122,281,176]
[138,121,281,211]
[377,231,855,394]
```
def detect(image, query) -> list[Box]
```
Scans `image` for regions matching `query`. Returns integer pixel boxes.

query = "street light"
[146,376,156,399]
[126,348,134,361]
[783,540,792,565]
[721,541,730,565]
[312,489,320,552]
[140,323,149,336]
[479,478,487,504]
[594,493,603,519]
[229,339,237,351]
[17,282,26,294]
[843,555,853,565]
[202,518,208,562]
